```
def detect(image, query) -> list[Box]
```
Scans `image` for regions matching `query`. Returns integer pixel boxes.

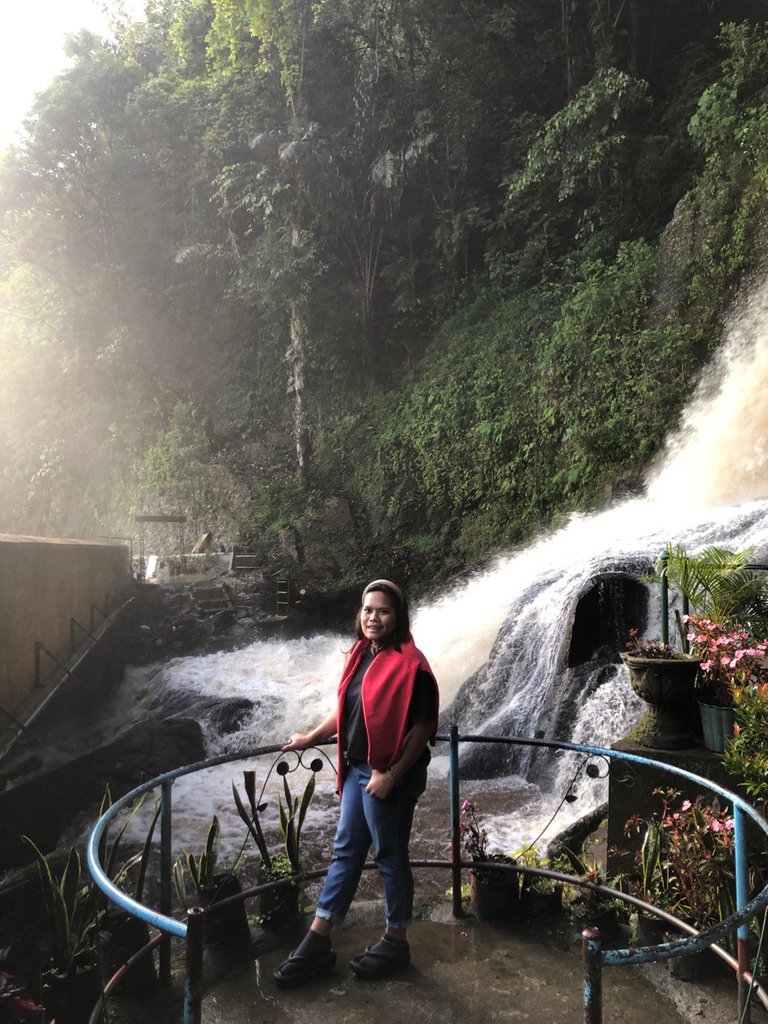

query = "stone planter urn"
[620,652,700,749]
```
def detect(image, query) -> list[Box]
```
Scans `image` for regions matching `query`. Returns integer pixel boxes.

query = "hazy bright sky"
[0,1,146,149]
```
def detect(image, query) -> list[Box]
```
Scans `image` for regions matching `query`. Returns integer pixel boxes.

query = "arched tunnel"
[567,572,649,667]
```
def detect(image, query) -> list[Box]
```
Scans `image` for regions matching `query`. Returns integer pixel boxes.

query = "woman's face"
[360,590,397,644]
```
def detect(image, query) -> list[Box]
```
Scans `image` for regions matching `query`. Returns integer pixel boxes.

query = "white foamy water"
[108,278,768,863]
[648,279,768,510]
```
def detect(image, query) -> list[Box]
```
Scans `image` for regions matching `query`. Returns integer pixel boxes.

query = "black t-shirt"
[343,648,437,794]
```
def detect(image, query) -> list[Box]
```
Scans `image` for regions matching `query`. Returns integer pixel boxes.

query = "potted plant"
[620,629,699,749]
[622,788,737,977]
[173,816,250,947]
[554,848,625,942]
[96,787,161,993]
[459,800,519,920]
[685,617,768,751]
[513,845,563,916]
[617,804,679,946]
[232,759,321,927]
[629,543,768,750]
[22,839,101,1024]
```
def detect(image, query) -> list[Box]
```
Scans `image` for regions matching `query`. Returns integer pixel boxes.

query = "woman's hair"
[354,581,411,647]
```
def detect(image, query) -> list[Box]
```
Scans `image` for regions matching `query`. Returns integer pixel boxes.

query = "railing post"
[681,595,690,651]
[450,724,462,917]
[583,926,603,1024]
[159,779,173,984]
[659,549,669,646]
[735,805,752,1023]
[183,907,205,1024]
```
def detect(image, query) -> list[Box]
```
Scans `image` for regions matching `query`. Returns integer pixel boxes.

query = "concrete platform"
[113,906,759,1024]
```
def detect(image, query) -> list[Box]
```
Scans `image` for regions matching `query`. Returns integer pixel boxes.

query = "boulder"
[0,718,205,870]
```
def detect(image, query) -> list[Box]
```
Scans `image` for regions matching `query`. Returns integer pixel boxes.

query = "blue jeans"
[315,763,418,929]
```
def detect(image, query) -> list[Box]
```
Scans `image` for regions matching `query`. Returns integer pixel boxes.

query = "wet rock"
[0,718,205,870]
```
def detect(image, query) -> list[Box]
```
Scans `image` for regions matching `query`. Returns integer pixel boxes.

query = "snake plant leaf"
[134,800,161,902]
[186,850,200,892]
[22,837,74,969]
[297,772,315,833]
[244,770,258,816]
[173,859,188,909]
[232,782,254,831]
[233,780,272,867]
[111,851,143,889]
[640,820,662,894]
[59,847,81,918]
[278,797,289,840]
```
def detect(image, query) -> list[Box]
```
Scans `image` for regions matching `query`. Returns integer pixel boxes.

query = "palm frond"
[660,544,768,629]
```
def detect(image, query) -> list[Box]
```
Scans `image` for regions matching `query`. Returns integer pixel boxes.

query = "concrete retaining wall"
[0,534,129,712]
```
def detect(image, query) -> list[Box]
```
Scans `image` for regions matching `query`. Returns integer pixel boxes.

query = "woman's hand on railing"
[282,711,338,752]
[281,733,314,752]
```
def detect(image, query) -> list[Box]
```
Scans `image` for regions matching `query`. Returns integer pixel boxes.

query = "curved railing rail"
[87,730,768,1024]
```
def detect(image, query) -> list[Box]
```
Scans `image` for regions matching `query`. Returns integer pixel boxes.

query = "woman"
[273,579,439,987]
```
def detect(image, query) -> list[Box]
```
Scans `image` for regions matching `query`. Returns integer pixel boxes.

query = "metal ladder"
[275,576,289,618]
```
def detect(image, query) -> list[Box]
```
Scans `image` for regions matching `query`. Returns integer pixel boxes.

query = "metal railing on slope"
[87,730,768,1024]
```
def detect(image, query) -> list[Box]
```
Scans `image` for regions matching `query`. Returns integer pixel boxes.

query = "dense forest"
[2,0,768,592]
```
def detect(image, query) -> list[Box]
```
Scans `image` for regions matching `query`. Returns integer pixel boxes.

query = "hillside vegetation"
[2,1,768,591]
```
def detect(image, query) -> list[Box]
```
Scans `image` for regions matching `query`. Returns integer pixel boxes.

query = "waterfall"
[106,278,768,855]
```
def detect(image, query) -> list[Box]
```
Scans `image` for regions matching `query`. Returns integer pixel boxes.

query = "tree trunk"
[290,224,311,484]
[561,0,577,99]
[289,296,311,485]
[588,0,616,69]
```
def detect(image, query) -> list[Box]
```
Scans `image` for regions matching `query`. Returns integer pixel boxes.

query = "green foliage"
[3,0,768,587]
[510,68,652,203]
[232,770,272,870]
[137,401,210,518]
[725,681,768,807]
[232,763,318,875]
[683,23,768,315]
[622,789,736,935]
[364,238,698,575]
[97,786,161,903]
[278,766,315,874]
[689,22,768,174]
[173,815,221,906]
[22,839,98,975]
[657,545,768,631]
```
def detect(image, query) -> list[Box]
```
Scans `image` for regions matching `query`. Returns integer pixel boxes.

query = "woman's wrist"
[387,765,400,781]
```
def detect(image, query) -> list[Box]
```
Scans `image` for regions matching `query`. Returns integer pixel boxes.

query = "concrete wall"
[0,534,129,712]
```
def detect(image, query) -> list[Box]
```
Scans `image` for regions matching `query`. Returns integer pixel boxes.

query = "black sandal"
[273,947,337,988]
[349,937,410,980]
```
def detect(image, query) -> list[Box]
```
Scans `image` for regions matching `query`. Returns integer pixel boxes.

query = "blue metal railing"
[87,732,768,1024]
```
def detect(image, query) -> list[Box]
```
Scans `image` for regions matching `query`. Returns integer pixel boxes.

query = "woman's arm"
[282,710,338,752]
[365,719,435,799]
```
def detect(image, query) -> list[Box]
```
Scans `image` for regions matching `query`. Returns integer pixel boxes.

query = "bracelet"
[387,766,399,781]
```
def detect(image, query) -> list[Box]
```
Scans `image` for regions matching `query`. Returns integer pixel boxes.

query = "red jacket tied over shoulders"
[335,637,439,792]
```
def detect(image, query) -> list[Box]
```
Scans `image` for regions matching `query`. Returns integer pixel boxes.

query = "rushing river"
[85,279,768,870]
